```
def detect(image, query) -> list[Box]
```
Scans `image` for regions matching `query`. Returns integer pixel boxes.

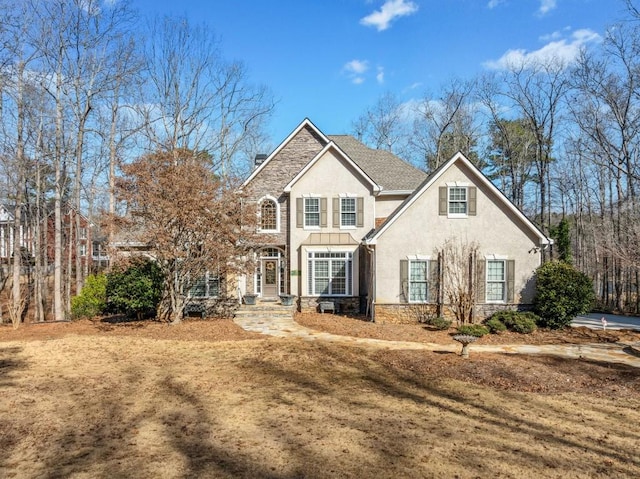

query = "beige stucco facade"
[288,146,376,299]
[369,156,548,322]
[240,119,548,322]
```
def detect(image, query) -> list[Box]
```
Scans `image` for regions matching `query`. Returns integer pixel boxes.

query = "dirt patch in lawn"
[295,312,640,345]
[0,335,639,478]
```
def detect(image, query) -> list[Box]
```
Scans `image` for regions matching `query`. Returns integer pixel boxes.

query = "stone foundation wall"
[374,304,439,324]
[299,296,362,314]
[184,297,240,319]
[374,303,533,324]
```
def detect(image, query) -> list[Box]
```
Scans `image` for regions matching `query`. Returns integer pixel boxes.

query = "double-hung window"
[486,260,506,302]
[304,198,320,228]
[449,187,467,215]
[307,251,352,296]
[340,198,357,227]
[409,260,429,302]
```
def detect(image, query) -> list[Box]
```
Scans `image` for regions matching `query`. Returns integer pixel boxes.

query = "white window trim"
[307,250,353,297]
[339,196,357,230]
[257,195,280,233]
[486,259,506,303]
[406,254,430,261]
[408,259,429,304]
[303,196,321,230]
[447,185,469,218]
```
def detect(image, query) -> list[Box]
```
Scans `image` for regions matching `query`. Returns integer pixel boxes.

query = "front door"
[262,259,278,298]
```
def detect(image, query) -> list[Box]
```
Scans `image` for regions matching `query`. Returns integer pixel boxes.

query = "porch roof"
[300,232,359,246]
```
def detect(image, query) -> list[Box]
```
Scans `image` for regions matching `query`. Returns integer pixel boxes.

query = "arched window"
[260,199,278,231]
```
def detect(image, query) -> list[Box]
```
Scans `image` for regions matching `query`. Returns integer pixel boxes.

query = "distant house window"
[409,260,429,302]
[341,198,357,227]
[304,198,320,227]
[486,260,506,302]
[79,243,87,257]
[307,251,352,296]
[260,199,278,231]
[449,187,467,215]
[187,272,220,298]
[79,227,87,239]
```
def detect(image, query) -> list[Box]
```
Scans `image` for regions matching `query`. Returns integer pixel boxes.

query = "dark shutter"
[296,198,303,228]
[333,198,340,227]
[476,259,486,303]
[400,260,408,303]
[356,197,364,227]
[320,197,327,227]
[428,259,439,303]
[468,187,477,216]
[506,259,515,303]
[439,187,448,215]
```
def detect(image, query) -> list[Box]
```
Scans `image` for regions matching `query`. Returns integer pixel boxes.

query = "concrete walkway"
[233,315,640,368]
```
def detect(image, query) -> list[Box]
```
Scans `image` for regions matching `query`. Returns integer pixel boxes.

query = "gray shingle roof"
[327,135,427,192]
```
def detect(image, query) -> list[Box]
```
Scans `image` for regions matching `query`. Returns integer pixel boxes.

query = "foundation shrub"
[484,317,507,333]
[456,324,489,337]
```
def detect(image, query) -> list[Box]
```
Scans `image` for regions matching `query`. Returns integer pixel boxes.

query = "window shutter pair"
[296,198,327,228]
[476,259,515,303]
[438,186,477,216]
[399,258,439,303]
[331,197,364,227]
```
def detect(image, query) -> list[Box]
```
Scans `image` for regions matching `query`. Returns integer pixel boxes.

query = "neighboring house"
[0,203,105,272]
[240,118,551,323]
[0,204,34,267]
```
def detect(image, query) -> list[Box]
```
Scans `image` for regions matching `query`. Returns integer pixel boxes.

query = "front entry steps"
[234,299,296,322]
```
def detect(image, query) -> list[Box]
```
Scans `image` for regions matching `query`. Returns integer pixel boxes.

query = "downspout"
[364,243,375,322]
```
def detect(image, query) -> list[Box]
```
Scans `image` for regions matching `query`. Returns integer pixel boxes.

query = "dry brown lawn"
[1,317,639,478]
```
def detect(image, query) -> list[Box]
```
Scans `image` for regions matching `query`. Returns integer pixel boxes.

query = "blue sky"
[133,0,629,145]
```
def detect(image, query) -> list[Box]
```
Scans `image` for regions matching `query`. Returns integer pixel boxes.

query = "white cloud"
[537,0,557,16]
[376,67,385,84]
[360,0,419,32]
[343,59,369,84]
[487,0,506,8]
[484,28,601,70]
[344,59,369,74]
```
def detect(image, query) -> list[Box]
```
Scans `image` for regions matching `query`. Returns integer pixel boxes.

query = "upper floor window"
[260,199,277,231]
[79,227,87,239]
[439,185,477,217]
[304,197,320,228]
[449,187,467,215]
[341,198,356,227]
[258,196,279,232]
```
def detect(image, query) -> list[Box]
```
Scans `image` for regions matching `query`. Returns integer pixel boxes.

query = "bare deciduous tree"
[116,149,258,324]
[438,238,479,325]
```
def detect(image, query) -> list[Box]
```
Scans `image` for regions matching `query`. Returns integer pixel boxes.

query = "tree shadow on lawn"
[13,341,640,478]
[240,343,640,477]
[0,345,26,387]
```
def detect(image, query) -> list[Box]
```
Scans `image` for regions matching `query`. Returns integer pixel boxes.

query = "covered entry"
[256,247,286,299]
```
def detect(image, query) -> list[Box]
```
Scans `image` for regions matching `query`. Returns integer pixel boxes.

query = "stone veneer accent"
[373,303,532,324]
[245,125,327,247]
[374,304,439,324]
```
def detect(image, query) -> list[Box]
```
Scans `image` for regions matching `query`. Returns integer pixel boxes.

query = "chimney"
[254,154,267,168]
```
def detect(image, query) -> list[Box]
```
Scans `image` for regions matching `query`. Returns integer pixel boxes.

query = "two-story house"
[240,118,550,323]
